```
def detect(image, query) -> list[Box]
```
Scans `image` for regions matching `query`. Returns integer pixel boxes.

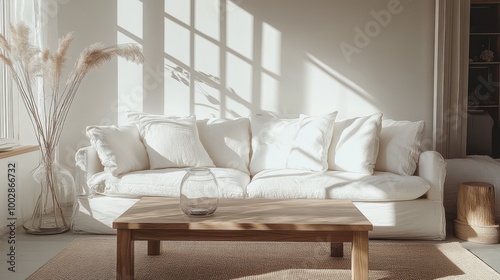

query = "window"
[0,0,18,147]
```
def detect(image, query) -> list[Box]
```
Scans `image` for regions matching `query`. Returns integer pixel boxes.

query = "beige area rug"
[27,238,499,280]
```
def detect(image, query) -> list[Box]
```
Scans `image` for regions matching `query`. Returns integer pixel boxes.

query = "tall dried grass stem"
[0,33,10,51]
[0,22,144,227]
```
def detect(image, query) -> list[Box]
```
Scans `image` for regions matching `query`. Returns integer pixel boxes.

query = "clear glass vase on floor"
[23,155,75,235]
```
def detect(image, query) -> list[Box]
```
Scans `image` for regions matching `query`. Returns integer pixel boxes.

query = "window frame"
[0,0,18,148]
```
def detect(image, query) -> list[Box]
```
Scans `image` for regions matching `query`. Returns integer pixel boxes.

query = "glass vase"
[23,156,75,234]
[180,168,219,216]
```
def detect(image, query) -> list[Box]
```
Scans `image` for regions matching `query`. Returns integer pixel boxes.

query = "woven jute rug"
[27,238,499,280]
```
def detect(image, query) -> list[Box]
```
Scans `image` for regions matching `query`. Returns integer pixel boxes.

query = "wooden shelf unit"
[468,1,500,157]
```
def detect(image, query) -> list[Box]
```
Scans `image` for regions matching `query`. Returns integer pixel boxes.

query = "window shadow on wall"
[135,0,391,119]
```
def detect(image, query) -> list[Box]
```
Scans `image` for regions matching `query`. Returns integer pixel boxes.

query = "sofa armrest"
[415,151,447,202]
[75,146,104,196]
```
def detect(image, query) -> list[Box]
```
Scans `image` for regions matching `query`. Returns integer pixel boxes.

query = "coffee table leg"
[117,229,134,280]
[148,240,162,255]
[351,231,368,280]
[331,242,343,257]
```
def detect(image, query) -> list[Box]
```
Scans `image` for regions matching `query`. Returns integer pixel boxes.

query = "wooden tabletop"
[113,197,372,232]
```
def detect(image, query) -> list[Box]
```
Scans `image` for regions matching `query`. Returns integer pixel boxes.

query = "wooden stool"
[454,182,499,244]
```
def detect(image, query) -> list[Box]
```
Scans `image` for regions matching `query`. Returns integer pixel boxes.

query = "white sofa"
[71,112,447,240]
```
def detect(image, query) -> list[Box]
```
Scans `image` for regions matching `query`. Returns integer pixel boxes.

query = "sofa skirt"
[71,195,446,240]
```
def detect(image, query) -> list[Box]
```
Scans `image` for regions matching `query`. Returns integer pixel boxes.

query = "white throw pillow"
[375,119,425,176]
[287,112,338,172]
[127,112,214,169]
[197,118,251,174]
[86,124,149,176]
[249,115,301,175]
[328,113,382,174]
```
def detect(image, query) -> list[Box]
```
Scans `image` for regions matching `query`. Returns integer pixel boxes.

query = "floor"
[0,230,97,280]
[0,230,499,280]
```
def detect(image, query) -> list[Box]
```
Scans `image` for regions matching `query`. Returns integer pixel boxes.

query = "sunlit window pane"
[226,52,252,117]
[304,53,378,116]
[226,2,253,60]
[195,0,219,40]
[260,72,280,113]
[194,35,221,117]
[117,0,143,39]
[195,35,220,77]
[165,0,190,25]
[164,58,191,116]
[117,32,143,125]
[165,18,191,66]
[261,22,281,75]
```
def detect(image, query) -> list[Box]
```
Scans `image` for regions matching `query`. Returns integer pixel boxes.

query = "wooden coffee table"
[112,197,372,280]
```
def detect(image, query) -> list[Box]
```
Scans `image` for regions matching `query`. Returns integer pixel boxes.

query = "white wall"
[58,0,119,170]
[57,0,435,172]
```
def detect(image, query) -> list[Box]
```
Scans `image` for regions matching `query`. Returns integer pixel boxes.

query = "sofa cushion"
[86,124,149,176]
[247,168,430,201]
[249,115,301,175]
[87,167,249,198]
[127,112,215,169]
[197,118,251,174]
[376,119,425,176]
[250,113,337,174]
[327,113,382,174]
[287,112,337,172]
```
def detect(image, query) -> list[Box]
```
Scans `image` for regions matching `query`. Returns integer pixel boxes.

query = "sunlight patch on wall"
[194,34,221,117]
[164,0,191,116]
[194,0,219,41]
[261,22,281,76]
[117,0,143,124]
[164,59,190,116]
[117,0,143,39]
[226,2,253,60]
[260,21,282,114]
[162,0,280,118]
[304,53,379,118]
[164,0,190,25]
[164,17,190,66]
[260,72,279,113]
[117,32,143,123]
[226,52,252,117]
[195,35,220,79]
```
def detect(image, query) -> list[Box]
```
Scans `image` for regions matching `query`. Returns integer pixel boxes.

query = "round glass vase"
[22,158,75,234]
[180,168,219,216]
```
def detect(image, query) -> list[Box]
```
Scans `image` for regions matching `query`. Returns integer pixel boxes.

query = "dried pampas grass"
[0,33,10,52]
[0,22,144,229]
[74,43,144,76]
[0,53,11,66]
[0,21,144,175]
